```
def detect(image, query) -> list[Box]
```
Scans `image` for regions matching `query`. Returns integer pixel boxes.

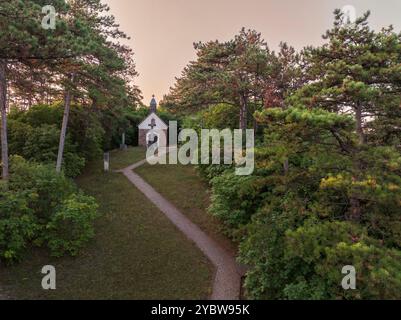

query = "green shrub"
[285,221,401,300]
[218,104,401,300]
[7,120,32,154]
[239,194,308,299]
[66,104,105,160]
[9,104,61,127]
[197,163,233,181]
[9,156,75,221]
[23,124,85,178]
[8,104,100,178]
[0,192,38,262]
[46,193,99,257]
[0,156,99,263]
[62,152,86,178]
[240,212,401,300]
[209,171,269,234]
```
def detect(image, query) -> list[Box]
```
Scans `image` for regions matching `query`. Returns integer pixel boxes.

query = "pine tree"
[292,10,401,146]
[290,10,401,220]
[53,0,141,173]
[0,0,91,179]
[163,28,273,129]
[0,0,141,176]
[263,42,304,109]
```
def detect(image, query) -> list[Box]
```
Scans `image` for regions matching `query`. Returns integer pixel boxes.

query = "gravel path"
[119,151,245,300]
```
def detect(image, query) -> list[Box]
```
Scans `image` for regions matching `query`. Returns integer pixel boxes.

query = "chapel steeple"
[150,95,157,114]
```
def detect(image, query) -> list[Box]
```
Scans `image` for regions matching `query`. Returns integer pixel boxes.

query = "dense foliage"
[0,0,142,178]
[0,156,98,262]
[6,103,154,177]
[1,0,400,300]
[161,30,303,130]
[0,1,144,264]
[165,10,401,299]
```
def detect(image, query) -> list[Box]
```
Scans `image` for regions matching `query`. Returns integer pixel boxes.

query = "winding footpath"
[118,150,246,300]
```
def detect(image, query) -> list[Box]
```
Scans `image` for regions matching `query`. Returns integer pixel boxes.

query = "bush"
[8,104,102,178]
[0,192,38,262]
[209,171,269,235]
[197,163,233,182]
[240,208,401,300]
[62,152,86,178]
[7,120,32,154]
[0,156,99,263]
[213,105,401,300]
[285,221,401,300]
[66,104,105,161]
[239,194,308,299]
[9,104,61,126]
[8,121,86,178]
[9,156,75,221]
[46,194,99,257]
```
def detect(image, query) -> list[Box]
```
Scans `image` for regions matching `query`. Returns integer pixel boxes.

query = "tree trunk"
[56,75,74,173]
[239,94,248,130]
[348,196,362,221]
[0,59,9,181]
[283,158,289,175]
[355,104,366,145]
[347,103,365,222]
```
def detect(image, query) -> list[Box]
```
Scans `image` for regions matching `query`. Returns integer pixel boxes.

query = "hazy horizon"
[103,0,401,105]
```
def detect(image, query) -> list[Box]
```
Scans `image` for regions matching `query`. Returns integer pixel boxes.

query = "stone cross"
[120,132,127,150]
[149,119,157,130]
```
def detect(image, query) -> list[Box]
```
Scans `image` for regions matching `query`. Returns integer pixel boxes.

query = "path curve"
[118,150,246,300]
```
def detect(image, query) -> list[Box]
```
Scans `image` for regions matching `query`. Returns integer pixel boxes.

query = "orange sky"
[102,0,401,105]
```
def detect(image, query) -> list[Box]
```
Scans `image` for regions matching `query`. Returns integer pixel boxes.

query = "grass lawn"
[109,146,147,170]
[136,163,236,254]
[0,148,213,299]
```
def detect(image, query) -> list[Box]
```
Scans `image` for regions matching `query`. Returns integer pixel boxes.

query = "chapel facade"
[138,95,168,148]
